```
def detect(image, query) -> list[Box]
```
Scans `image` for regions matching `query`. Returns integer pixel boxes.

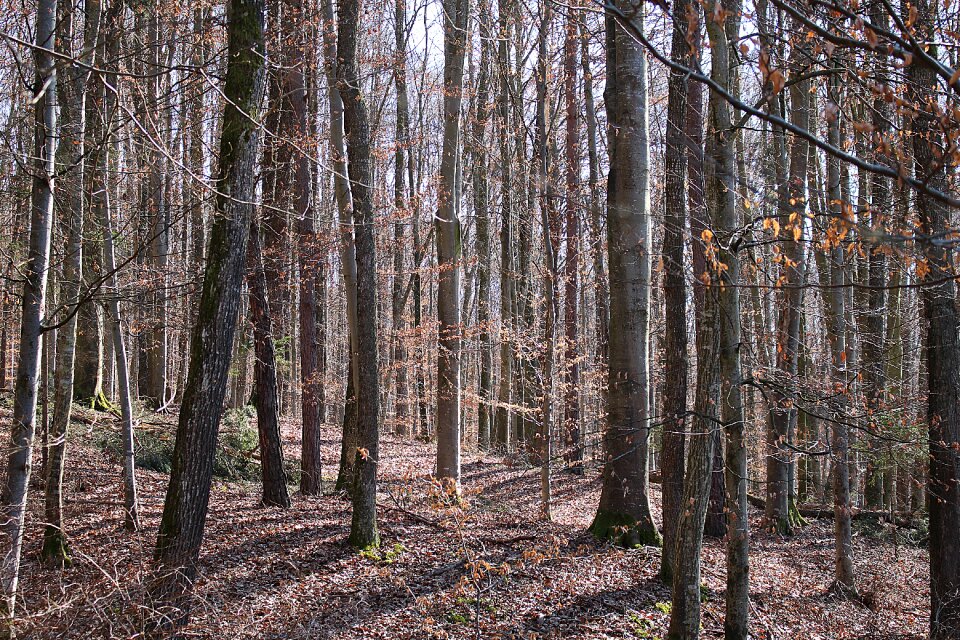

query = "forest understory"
[13,406,928,640]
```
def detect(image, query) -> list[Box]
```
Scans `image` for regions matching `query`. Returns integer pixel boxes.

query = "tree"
[764,22,809,535]
[42,0,98,566]
[337,0,382,549]
[435,0,470,485]
[562,2,583,471]
[247,218,291,508]
[907,1,960,632]
[589,3,659,547]
[660,0,693,581]
[2,0,58,626]
[152,0,267,621]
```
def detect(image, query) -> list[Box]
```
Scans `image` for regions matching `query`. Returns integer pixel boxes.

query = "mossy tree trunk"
[152,0,266,623]
[589,3,659,549]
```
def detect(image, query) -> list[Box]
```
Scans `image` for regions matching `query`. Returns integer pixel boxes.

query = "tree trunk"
[152,0,266,622]
[247,220,291,508]
[823,58,857,595]
[765,26,809,535]
[43,0,98,567]
[337,0,381,549]
[320,0,361,494]
[561,6,582,471]
[907,3,960,633]
[268,0,323,497]
[1,0,58,624]
[435,0,469,485]
[535,0,555,519]
[473,3,493,450]
[493,0,513,450]
[589,6,659,547]
[659,0,692,581]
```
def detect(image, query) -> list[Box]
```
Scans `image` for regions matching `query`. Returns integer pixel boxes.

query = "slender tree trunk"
[1,0,58,625]
[669,0,745,631]
[247,220,291,508]
[765,27,809,534]
[534,0,555,519]
[824,61,857,594]
[152,0,266,621]
[319,0,361,493]
[101,197,142,532]
[473,4,493,450]
[579,15,607,459]
[493,0,513,450]
[43,0,98,566]
[297,0,323,495]
[435,0,469,485]
[561,6,582,471]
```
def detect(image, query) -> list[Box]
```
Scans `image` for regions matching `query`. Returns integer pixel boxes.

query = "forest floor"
[13,406,929,639]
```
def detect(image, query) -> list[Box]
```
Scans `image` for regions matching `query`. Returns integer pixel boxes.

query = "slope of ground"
[13,410,928,639]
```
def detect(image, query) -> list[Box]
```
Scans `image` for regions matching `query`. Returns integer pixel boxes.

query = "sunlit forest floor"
[14,405,928,639]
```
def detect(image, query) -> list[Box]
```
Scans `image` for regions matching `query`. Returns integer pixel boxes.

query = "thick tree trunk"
[152,0,266,622]
[659,0,692,581]
[1,0,58,624]
[337,0,381,549]
[589,7,659,547]
[907,3,960,633]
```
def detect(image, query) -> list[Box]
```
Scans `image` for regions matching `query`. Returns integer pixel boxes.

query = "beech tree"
[589,1,659,547]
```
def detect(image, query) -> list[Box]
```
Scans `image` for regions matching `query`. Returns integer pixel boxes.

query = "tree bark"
[659,0,692,581]
[319,0,361,494]
[152,0,266,621]
[907,3,960,633]
[765,26,809,535]
[337,0,381,549]
[247,220,291,508]
[589,5,659,547]
[435,0,470,485]
[2,0,58,625]
[561,5,582,471]
[43,0,98,567]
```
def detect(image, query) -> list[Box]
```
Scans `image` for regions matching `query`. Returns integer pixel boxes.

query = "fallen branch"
[746,494,922,529]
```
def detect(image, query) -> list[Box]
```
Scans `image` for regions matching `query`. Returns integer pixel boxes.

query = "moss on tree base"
[89,390,119,416]
[40,527,72,568]
[589,509,663,548]
[789,499,809,529]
